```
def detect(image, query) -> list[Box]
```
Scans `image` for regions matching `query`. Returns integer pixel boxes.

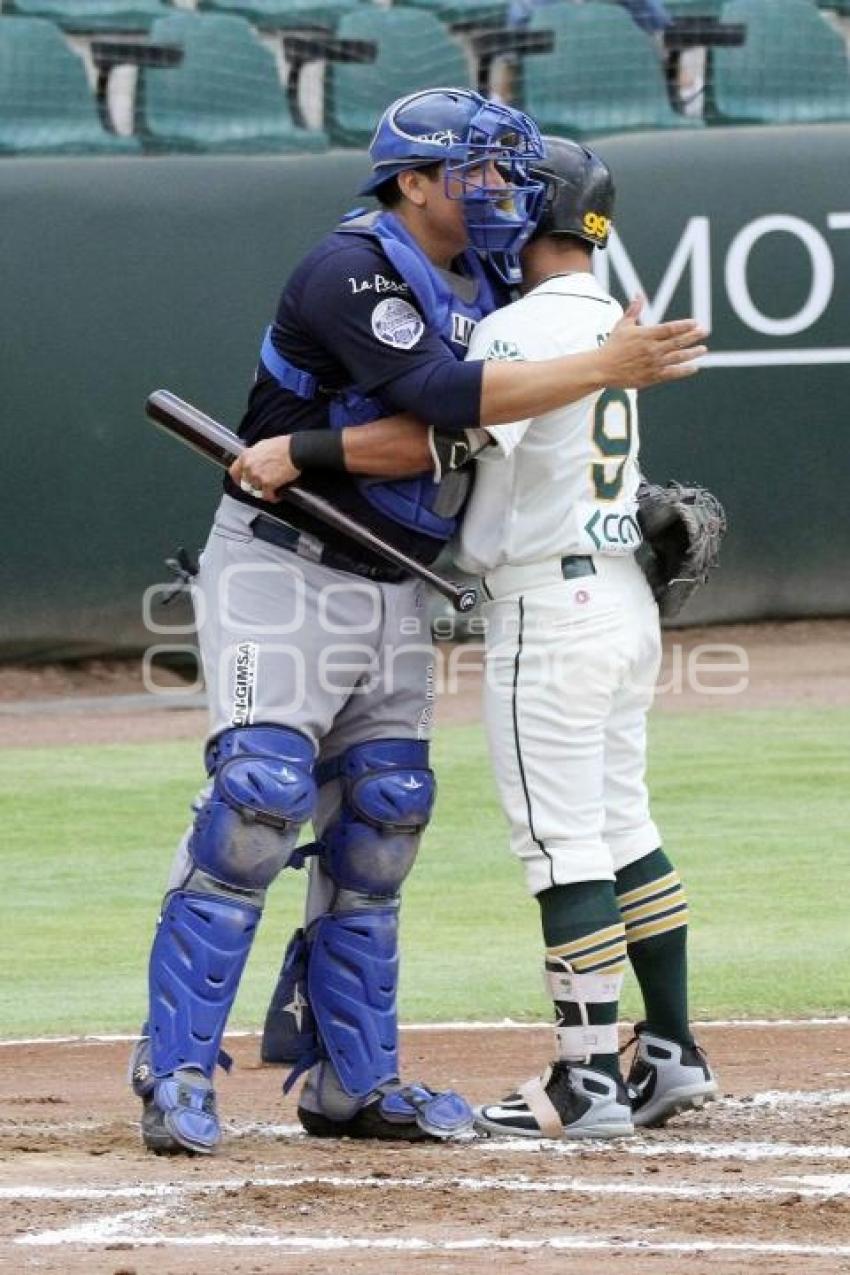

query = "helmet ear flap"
[529,171,565,240]
[528,136,616,250]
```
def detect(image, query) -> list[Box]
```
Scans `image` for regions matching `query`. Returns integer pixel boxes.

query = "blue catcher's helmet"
[359,87,546,279]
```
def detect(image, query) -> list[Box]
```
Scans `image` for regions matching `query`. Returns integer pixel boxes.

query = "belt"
[560,555,596,581]
[250,513,407,584]
[482,553,597,601]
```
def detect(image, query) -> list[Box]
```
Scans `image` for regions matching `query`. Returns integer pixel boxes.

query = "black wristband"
[288,429,347,472]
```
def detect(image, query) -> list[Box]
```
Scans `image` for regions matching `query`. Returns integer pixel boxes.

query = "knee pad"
[149,890,260,1079]
[190,726,316,891]
[318,739,435,896]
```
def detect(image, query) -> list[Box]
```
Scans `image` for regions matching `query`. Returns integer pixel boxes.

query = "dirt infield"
[2,624,849,1270]
[2,1022,850,1274]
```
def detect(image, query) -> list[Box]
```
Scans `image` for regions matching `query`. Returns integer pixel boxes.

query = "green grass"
[1,709,849,1036]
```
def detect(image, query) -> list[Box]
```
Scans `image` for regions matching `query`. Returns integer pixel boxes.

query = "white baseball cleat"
[474,1062,634,1140]
[626,1026,719,1128]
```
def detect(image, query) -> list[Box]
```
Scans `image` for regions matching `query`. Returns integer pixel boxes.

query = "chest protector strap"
[260,331,318,399]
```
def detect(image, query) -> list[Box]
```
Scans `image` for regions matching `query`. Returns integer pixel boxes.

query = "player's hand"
[229,436,301,501]
[601,296,708,389]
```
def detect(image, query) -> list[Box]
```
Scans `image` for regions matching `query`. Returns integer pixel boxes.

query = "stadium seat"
[5,0,169,34]
[395,0,508,31]
[325,8,471,146]
[522,2,703,135]
[138,13,328,151]
[713,0,850,123]
[197,0,356,34]
[0,16,139,152]
[664,0,726,16]
[817,0,850,16]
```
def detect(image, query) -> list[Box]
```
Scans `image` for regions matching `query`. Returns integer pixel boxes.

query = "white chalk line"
[7,1170,850,1206]
[476,1136,850,1163]
[7,1170,850,1207]
[19,1205,170,1248]
[18,1216,850,1257]
[0,1118,110,1135]
[4,1125,850,1163]
[4,1117,850,1165]
[0,1118,303,1137]
[725,1090,850,1110]
[1,1016,848,1047]
[785,1174,850,1191]
[12,1171,850,1254]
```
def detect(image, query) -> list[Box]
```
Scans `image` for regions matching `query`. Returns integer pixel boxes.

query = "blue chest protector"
[259,212,497,541]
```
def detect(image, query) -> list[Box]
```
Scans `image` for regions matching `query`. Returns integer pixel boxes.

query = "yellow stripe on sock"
[619,886,687,926]
[616,871,679,909]
[546,937,627,971]
[547,923,626,961]
[571,947,628,975]
[626,906,689,945]
[548,932,628,973]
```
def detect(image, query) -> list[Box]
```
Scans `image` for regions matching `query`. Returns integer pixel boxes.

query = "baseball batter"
[457,139,718,1139]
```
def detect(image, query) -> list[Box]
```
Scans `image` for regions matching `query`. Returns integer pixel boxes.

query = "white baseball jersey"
[456,272,643,575]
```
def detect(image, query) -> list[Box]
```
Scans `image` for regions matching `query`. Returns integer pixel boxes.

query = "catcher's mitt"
[636,480,727,618]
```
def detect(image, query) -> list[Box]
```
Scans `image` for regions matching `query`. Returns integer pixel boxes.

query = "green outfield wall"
[1,126,848,659]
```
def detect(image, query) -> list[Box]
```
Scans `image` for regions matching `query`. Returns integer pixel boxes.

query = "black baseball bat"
[145,390,478,614]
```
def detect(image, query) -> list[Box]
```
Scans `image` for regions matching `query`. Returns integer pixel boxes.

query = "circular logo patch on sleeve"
[371,298,425,350]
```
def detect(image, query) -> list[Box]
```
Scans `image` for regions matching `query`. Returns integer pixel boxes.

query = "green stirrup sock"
[538,881,625,1082]
[615,848,693,1047]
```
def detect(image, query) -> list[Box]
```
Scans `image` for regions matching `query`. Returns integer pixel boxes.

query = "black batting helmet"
[529,136,615,249]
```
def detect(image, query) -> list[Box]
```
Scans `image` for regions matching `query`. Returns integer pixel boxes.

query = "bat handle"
[452,584,478,613]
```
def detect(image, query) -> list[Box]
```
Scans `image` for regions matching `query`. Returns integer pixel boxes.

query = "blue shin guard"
[264,910,397,1093]
[286,908,473,1138]
[137,727,315,1154]
[145,890,260,1153]
[262,738,471,1136]
[150,890,260,1078]
[261,928,319,1071]
[309,907,400,1097]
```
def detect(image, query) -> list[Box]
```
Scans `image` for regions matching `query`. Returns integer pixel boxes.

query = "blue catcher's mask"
[359,87,546,284]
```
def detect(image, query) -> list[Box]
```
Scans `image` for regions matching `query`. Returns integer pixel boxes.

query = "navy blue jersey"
[224,226,500,566]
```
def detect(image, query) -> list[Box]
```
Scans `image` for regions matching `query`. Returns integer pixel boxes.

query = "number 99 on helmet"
[528,136,616,250]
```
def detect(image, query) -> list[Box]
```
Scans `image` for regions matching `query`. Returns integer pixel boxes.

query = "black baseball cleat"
[475,1062,634,1140]
[129,1033,221,1156]
[298,1101,435,1141]
[625,1025,719,1127]
[139,1074,221,1155]
[298,1083,474,1141]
